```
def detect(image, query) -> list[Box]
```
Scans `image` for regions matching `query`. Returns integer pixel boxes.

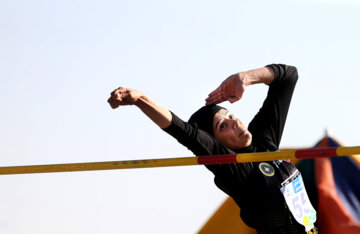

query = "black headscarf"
[188,104,226,136]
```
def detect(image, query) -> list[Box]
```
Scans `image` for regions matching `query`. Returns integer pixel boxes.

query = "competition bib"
[280,171,317,232]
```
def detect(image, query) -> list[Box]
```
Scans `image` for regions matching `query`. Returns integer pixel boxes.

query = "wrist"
[242,67,274,86]
[236,72,250,86]
[135,94,147,107]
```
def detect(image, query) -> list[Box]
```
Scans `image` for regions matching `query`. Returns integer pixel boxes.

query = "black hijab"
[188,104,226,136]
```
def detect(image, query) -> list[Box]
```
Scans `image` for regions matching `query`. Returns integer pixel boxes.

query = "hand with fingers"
[205,73,248,105]
[107,87,144,109]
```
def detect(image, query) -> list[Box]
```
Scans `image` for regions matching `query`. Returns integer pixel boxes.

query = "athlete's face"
[213,109,252,150]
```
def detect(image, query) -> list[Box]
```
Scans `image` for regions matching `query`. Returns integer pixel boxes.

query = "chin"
[244,132,252,147]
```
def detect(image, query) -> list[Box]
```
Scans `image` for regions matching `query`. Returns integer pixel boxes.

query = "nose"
[230,119,238,129]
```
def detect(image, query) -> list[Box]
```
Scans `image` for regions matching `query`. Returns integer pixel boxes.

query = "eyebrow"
[215,119,222,130]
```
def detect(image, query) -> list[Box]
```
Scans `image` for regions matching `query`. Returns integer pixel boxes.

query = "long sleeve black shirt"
[163,64,304,231]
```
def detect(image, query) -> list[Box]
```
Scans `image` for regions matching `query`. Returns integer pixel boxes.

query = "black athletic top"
[163,64,306,232]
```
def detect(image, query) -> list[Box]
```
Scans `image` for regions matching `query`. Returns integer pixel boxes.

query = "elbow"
[267,64,298,83]
[286,65,298,84]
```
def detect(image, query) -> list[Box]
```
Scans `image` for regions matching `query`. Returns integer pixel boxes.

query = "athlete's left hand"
[205,73,248,105]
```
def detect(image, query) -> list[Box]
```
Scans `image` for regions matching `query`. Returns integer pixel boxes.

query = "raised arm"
[205,64,298,149]
[248,64,298,148]
[108,87,172,129]
[205,66,275,105]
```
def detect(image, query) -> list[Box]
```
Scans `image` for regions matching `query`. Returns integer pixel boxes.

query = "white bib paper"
[280,172,317,231]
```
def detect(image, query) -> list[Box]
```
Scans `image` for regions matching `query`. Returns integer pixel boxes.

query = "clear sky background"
[1,0,359,233]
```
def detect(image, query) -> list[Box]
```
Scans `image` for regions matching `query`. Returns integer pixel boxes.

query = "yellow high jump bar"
[0,146,359,175]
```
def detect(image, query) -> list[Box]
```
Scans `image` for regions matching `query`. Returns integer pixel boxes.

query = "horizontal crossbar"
[0,146,359,175]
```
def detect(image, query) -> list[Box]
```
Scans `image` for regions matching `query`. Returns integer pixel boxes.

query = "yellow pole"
[0,146,359,175]
[0,157,199,175]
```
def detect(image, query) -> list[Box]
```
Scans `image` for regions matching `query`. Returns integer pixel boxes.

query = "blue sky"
[1,0,360,233]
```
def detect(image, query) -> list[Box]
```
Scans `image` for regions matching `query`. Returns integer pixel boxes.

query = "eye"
[229,114,235,119]
[220,123,227,131]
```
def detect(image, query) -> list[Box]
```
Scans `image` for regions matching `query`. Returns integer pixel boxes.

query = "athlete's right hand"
[107,87,144,109]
